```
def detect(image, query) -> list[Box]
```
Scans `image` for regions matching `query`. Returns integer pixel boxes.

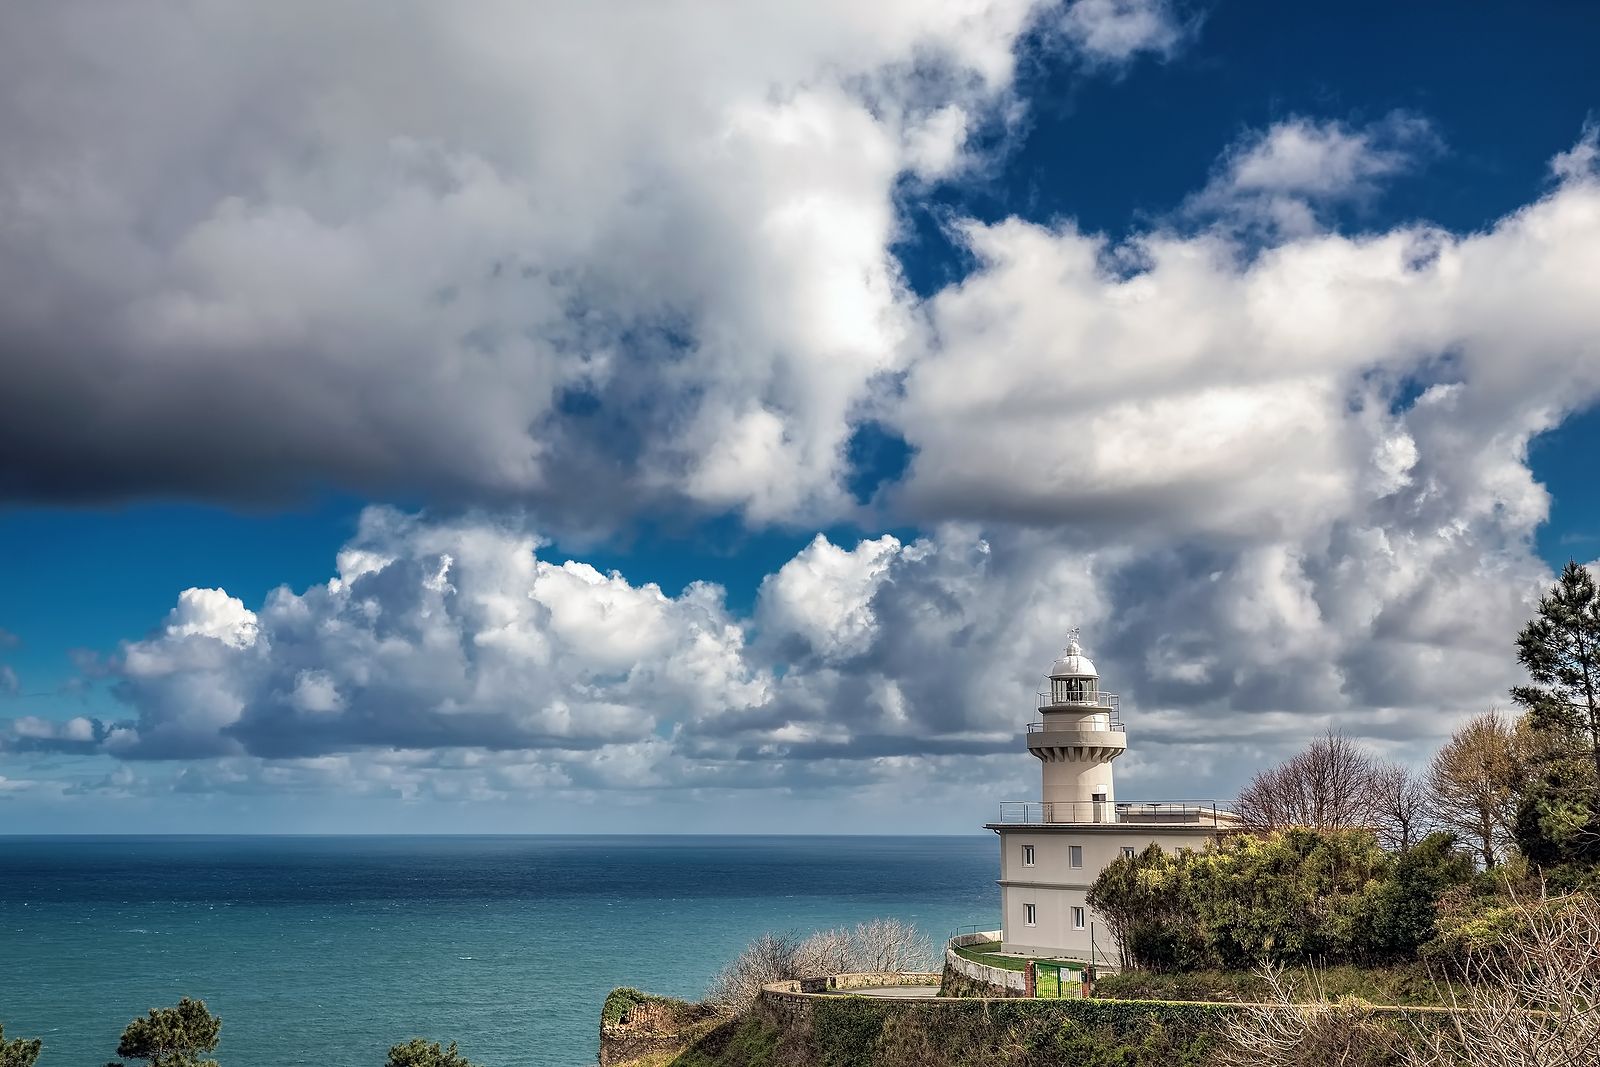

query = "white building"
[986,631,1237,964]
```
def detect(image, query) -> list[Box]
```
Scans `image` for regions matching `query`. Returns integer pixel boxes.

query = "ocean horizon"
[0,834,997,1066]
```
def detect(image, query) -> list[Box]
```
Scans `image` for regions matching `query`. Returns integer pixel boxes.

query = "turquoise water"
[0,836,996,1066]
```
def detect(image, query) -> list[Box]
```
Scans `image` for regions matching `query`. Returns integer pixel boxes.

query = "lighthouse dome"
[1049,635,1097,679]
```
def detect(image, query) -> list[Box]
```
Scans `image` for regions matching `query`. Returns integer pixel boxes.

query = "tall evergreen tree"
[1512,561,1600,872]
[1514,561,1600,781]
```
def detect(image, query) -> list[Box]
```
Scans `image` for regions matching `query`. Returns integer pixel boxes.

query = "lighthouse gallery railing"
[994,801,1229,826]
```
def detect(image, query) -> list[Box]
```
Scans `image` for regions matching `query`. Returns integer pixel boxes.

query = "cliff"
[599,988,722,1067]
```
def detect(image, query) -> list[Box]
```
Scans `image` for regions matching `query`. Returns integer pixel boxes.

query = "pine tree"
[385,1039,481,1067]
[1514,561,1600,780]
[106,998,221,1067]
[1511,561,1600,871]
[0,1023,43,1067]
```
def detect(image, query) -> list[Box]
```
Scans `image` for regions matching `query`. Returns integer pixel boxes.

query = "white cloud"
[1550,121,1599,182]
[893,137,1600,542]
[79,508,769,760]
[1189,113,1438,234]
[757,534,903,661]
[159,588,259,649]
[11,715,96,742]
[1057,0,1188,63]
[0,1,1058,527]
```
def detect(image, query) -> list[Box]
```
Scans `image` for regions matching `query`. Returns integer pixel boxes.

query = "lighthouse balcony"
[1026,719,1123,734]
[1037,690,1119,716]
[992,801,1233,827]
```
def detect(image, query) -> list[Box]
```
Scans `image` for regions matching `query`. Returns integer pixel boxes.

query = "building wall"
[995,827,1217,962]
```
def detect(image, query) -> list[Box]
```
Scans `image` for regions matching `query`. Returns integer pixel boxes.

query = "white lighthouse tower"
[987,630,1236,964]
[1030,629,1125,823]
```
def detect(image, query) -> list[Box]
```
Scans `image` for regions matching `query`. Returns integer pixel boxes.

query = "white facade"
[986,632,1233,965]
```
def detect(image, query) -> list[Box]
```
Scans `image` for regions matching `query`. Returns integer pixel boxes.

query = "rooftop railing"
[994,801,1232,827]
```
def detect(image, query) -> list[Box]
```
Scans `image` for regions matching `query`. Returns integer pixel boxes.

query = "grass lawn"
[951,940,1027,971]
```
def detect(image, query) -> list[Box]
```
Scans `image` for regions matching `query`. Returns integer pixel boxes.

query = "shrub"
[384,1038,480,1067]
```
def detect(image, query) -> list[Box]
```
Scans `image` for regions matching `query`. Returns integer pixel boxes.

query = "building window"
[1069,845,1083,868]
[1022,845,1035,867]
[1072,907,1086,930]
[1024,903,1037,927]
[1122,847,1135,860]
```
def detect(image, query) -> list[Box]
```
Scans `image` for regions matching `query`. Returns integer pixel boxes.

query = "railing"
[1037,690,1119,714]
[1026,720,1125,734]
[994,801,1230,826]
[948,923,1001,943]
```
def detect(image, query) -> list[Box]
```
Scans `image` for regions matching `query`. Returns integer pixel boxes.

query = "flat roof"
[985,822,1223,834]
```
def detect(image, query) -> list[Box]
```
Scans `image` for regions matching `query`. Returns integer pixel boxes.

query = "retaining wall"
[943,930,1030,996]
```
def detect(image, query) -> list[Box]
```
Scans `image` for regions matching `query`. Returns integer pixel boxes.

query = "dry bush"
[1409,890,1600,1067]
[705,932,803,1014]
[1217,890,1600,1067]
[704,919,934,1015]
[1213,962,1401,1067]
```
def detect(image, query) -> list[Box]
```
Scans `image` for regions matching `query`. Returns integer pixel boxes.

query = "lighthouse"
[1029,630,1125,822]
[986,630,1236,964]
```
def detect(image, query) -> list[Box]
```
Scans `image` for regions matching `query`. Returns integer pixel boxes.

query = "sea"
[0,835,997,1066]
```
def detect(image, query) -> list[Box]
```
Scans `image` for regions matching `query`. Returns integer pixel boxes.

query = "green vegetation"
[106,997,222,1067]
[0,1024,42,1067]
[1086,827,1473,972]
[1093,962,1444,1006]
[666,993,1262,1067]
[605,988,679,1026]
[384,1039,481,1067]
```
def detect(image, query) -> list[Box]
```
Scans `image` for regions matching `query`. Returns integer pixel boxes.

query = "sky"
[2,1,1599,833]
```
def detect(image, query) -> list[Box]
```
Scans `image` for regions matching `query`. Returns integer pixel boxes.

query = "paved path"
[846,985,943,999]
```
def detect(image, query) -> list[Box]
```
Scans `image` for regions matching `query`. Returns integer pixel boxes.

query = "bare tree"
[844,918,933,973]
[1236,731,1378,832]
[705,932,803,1014]
[794,927,853,977]
[705,919,933,1014]
[1372,761,1430,852]
[1427,712,1519,869]
[1407,890,1600,1067]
